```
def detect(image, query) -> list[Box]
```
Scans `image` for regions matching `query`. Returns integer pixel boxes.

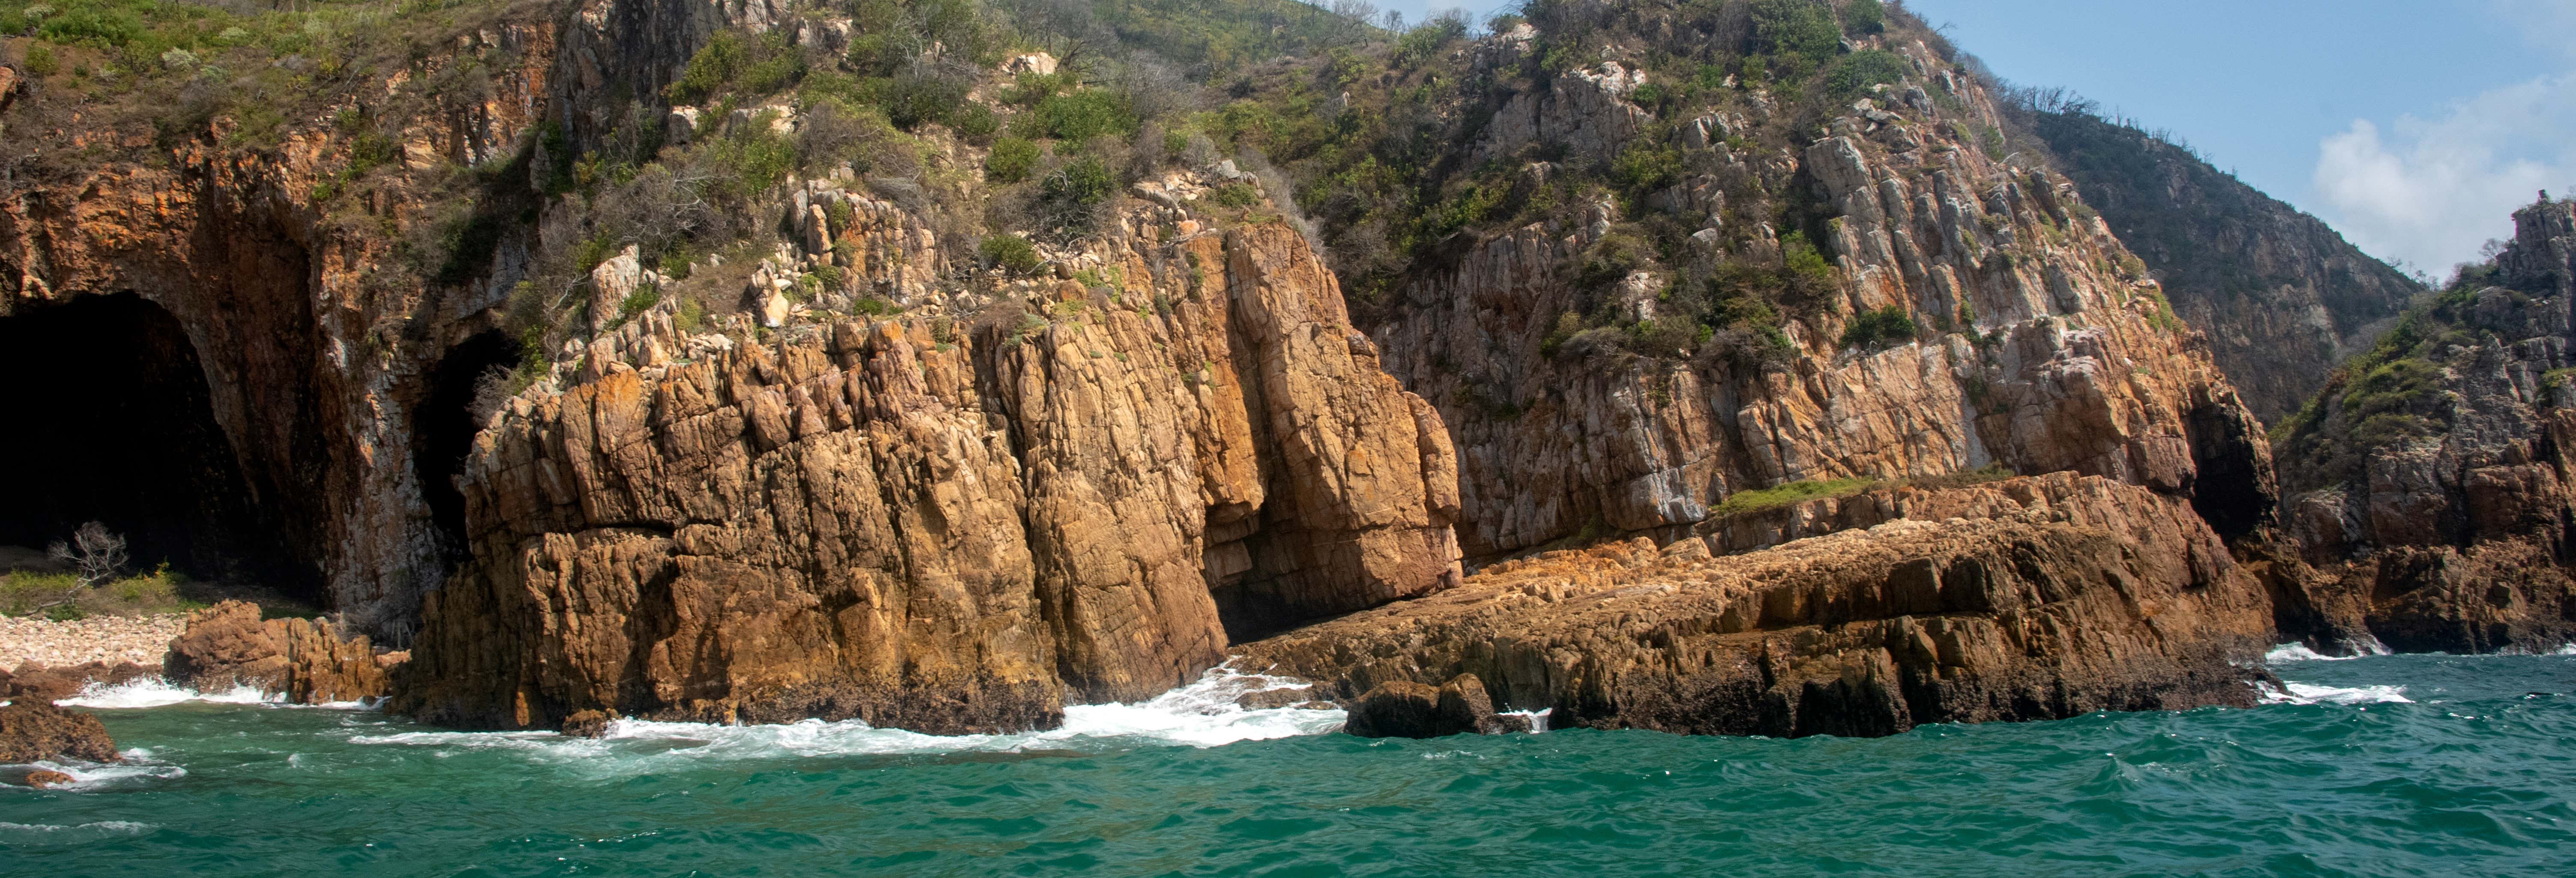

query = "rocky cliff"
[2022,107,2422,423]
[2266,198,2576,655]
[1341,8,2274,562]
[0,0,2403,738]
[393,215,1462,732]
[1236,474,2276,737]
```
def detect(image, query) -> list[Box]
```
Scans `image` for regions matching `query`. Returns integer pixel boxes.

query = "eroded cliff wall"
[393,219,1463,732]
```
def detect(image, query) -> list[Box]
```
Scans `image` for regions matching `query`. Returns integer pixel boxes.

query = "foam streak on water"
[2257,680,2414,705]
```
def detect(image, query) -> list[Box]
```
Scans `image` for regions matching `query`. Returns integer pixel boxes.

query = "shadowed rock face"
[1236,476,2276,738]
[2269,201,2576,656]
[393,224,1464,733]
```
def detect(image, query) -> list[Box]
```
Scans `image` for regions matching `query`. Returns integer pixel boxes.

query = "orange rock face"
[164,601,395,705]
[394,223,1465,733]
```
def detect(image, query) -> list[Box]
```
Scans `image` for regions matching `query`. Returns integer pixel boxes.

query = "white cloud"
[2313,73,2576,274]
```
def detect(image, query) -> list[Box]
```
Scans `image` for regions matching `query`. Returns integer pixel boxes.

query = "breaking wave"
[2257,681,2414,705]
[53,677,380,710]
[347,663,1344,765]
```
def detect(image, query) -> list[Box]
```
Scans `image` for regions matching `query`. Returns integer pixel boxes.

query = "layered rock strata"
[1237,476,2276,738]
[394,222,1463,733]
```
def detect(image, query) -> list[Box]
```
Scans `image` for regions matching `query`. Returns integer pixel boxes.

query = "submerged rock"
[21,768,75,788]
[0,702,119,764]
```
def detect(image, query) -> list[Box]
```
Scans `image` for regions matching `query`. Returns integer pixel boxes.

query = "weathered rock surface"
[1339,673,1524,738]
[0,662,158,703]
[2270,199,2576,655]
[0,702,120,764]
[164,601,397,704]
[395,222,1463,733]
[22,768,77,788]
[1239,476,2275,738]
[2025,107,2421,422]
[1374,37,2275,563]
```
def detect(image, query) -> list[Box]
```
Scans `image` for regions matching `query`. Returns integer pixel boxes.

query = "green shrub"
[888,72,971,131]
[952,101,1000,141]
[981,235,1042,274]
[1041,155,1115,209]
[986,136,1039,182]
[1840,305,1917,349]
[1825,50,1908,101]
[617,281,662,321]
[1209,182,1261,208]
[664,32,804,104]
[1036,90,1138,142]
[1749,0,1843,64]
[1845,0,1886,35]
[1712,477,1878,517]
[24,43,60,77]
[1612,142,1685,193]
[1782,231,1836,286]
[1393,14,1468,68]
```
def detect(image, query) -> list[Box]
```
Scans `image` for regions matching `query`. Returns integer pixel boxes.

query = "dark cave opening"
[414,331,522,555]
[0,292,316,597]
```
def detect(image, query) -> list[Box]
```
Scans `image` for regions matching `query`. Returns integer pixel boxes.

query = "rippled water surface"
[5,653,2574,876]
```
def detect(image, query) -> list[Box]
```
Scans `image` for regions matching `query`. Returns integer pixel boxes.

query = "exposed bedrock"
[1235,475,2277,738]
[1369,39,2276,562]
[2269,200,2576,655]
[393,224,1463,733]
[0,702,121,765]
[163,601,400,705]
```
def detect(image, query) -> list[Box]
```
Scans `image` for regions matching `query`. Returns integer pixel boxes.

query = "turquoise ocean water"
[4,650,2573,877]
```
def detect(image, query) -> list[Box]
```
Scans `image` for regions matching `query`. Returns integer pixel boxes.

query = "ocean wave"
[54,678,282,709]
[5,755,188,791]
[2257,681,2414,705]
[2263,637,2393,662]
[348,663,1345,763]
[53,677,384,710]
[0,820,158,846]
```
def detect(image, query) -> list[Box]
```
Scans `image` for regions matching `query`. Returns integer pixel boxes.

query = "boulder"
[0,702,119,764]
[559,709,616,738]
[164,601,395,704]
[23,769,76,788]
[1,662,157,702]
[1342,681,1441,738]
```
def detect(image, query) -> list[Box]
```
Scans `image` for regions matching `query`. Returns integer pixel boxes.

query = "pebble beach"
[0,614,187,670]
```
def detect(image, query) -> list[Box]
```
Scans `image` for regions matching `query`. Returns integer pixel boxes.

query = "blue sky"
[1376,0,2576,275]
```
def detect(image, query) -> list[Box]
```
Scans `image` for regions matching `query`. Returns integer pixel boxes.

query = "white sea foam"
[349,663,1346,764]
[2263,637,2393,662]
[5,754,188,791]
[1500,708,1552,733]
[2258,681,2414,705]
[54,677,281,709]
[0,821,158,845]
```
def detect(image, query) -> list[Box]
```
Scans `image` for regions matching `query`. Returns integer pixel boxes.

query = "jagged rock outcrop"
[1373,34,2275,564]
[2268,199,2576,655]
[2024,109,2421,422]
[0,702,120,764]
[394,221,1464,733]
[1341,673,1525,738]
[163,601,398,704]
[0,662,158,703]
[1236,475,2276,738]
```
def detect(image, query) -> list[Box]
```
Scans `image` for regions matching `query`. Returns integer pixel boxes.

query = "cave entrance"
[414,331,522,557]
[0,292,315,597]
